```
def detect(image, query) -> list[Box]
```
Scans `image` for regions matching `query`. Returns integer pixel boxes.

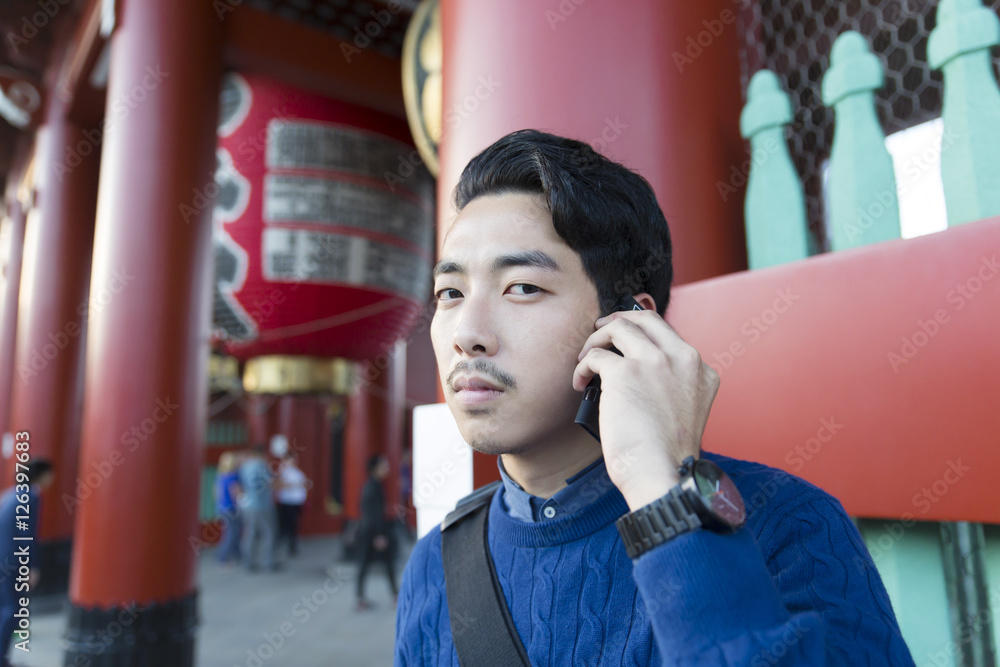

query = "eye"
[507,284,542,296]
[434,288,463,301]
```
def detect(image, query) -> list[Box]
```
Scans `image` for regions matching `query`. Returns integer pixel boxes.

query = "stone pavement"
[16,534,410,666]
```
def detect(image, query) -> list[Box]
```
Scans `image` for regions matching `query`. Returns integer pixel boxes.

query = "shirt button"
[543,506,557,519]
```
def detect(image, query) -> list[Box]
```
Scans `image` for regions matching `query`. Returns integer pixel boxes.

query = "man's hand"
[572,310,721,511]
[373,535,389,551]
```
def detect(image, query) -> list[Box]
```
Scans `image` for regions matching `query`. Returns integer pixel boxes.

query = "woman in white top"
[275,452,310,557]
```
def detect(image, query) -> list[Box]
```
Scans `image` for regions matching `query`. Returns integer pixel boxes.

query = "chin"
[465,436,534,457]
[454,416,534,457]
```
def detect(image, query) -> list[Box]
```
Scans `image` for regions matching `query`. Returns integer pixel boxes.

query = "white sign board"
[412,403,474,538]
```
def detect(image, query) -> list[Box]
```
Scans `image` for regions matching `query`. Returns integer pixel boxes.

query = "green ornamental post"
[930,9,1000,666]
[739,69,810,269]
[822,31,901,251]
[928,0,1000,226]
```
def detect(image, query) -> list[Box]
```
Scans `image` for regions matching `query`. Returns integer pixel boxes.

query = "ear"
[633,292,657,312]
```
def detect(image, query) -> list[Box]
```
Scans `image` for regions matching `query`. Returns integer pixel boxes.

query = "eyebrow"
[432,250,562,281]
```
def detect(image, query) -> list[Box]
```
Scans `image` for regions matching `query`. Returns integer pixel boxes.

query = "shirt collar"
[497,455,610,523]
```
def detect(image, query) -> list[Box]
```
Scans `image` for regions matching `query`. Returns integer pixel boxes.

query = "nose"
[452,295,499,357]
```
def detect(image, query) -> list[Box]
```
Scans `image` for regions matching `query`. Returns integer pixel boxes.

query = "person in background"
[214,451,244,566]
[0,459,54,667]
[275,451,309,557]
[355,455,397,611]
[398,449,416,542]
[239,445,279,573]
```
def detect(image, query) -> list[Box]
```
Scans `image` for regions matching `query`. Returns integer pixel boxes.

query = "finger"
[573,347,624,391]
[572,347,620,392]
[596,310,690,355]
[594,311,706,372]
[576,316,663,362]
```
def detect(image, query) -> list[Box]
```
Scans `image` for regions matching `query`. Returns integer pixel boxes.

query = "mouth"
[452,375,506,406]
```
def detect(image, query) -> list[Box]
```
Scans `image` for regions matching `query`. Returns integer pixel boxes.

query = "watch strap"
[615,486,702,559]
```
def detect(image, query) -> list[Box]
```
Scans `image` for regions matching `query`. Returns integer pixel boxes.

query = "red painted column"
[245,393,275,446]
[439,0,748,482]
[0,142,32,479]
[438,0,746,282]
[343,343,406,518]
[64,0,222,663]
[7,91,99,596]
[0,192,28,466]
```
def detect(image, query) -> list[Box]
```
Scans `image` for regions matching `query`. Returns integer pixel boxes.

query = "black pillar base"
[63,591,198,667]
[35,538,72,597]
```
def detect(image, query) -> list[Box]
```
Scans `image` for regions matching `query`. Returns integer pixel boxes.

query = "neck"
[500,430,603,498]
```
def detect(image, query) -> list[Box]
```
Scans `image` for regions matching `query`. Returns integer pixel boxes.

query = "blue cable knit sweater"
[395,451,915,665]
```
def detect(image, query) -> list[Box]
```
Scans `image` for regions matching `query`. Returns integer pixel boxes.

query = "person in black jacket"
[355,454,397,611]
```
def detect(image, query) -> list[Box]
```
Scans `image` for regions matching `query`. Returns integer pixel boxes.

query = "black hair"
[27,459,53,483]
[453,129,673,316]
[367,455,386,475]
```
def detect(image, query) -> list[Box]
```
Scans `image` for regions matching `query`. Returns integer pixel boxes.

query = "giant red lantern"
[210,72,434,361]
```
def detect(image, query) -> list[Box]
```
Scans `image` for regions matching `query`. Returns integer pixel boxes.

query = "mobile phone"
[574,295,644,443]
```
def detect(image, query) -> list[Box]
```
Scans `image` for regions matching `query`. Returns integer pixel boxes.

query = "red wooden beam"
[222,4,406,119]
[669,216,1000,523]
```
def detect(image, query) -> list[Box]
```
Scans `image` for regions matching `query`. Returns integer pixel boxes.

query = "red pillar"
[343,343,406,518]
[0,143,32,476]
[7,92,98,596]
[439,0,748,483]
[245,393,275,446]
[0,196,27,463]
[438,0,746,282]
[64,0,222,663]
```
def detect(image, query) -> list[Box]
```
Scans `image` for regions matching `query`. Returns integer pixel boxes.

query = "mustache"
[447,359,517,391]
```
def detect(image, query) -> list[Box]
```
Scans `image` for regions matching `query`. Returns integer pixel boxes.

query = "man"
[355,455,398,611]
[0,459,54,667]
[238,446,279,572]
[394,130,914,665]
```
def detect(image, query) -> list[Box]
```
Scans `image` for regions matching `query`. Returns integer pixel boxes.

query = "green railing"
[738,2,1000,665]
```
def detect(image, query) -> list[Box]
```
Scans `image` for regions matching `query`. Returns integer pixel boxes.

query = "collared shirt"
[497,455,615,522]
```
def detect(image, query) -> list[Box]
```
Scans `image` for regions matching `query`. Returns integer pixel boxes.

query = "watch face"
[692,460,746,528]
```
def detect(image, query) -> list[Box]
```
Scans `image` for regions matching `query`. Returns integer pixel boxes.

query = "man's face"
[431,192,602,456]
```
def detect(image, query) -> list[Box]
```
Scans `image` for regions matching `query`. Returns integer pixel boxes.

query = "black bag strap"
[441,481,531,667]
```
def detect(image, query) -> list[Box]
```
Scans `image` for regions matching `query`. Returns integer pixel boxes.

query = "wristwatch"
[615,456,746,559]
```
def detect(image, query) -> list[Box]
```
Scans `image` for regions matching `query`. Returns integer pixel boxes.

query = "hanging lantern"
[211,72,434,361]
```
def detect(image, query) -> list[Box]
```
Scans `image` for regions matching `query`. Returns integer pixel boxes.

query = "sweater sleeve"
[630,494,915,666]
